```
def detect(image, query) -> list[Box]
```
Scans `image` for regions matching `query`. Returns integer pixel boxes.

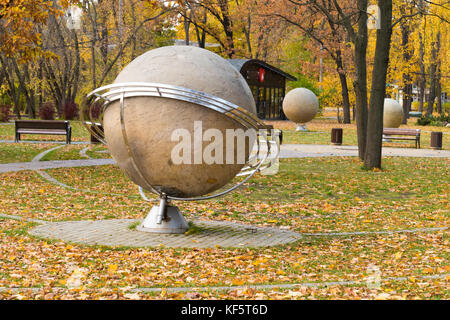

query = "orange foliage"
[0,0,74,60]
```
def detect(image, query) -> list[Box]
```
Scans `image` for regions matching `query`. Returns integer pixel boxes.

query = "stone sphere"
[383,98,403,128]
[282,88,319,124]
[103,46,256,198]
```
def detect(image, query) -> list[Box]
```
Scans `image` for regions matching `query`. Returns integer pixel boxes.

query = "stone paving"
[29,219,302,248]
[0,158,115,173]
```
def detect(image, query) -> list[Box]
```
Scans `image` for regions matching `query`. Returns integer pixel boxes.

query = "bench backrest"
[15,120,69,130]
[383,128,420,136]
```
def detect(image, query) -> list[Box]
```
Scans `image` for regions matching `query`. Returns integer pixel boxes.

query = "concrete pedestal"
[296,124,307,132]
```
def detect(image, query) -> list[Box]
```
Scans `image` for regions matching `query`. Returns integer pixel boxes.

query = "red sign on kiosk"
[258,68,265,83]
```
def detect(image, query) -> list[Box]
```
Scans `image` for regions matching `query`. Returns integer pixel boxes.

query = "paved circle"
[29,219,302,248]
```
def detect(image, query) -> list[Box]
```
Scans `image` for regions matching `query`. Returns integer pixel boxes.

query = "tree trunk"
[426,33,437,116]
[184,10,191,45]
[353,0,369,160]
[436,31,442,114]
[70,30,80,103]
[339,73,351,124]
[402,83,412,123]
[11,59,36,118]
[336,50,351,123]
[418,32,425,113]
[400,11,411,124]
[100,24,109,65]
[218,0,235,58]
[194,9,207,48]
[243,13,253,58]
[0,55,21,118]
[364,0,393,170]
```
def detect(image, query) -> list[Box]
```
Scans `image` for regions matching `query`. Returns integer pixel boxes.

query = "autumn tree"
[398,0,415,123]
[0,0,75,60]
[177,0,255,58]
[261,0,354,123]
[0,0,75,117]
[0,0,175,117]
[364,0,393,169]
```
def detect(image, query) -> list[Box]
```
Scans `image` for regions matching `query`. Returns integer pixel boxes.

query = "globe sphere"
[103,46,256,198]
[383,98,403,128]
[282,88,319,124]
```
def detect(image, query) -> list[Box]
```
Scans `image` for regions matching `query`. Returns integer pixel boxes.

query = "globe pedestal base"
[296,124,307,132]
[137,204,189,234]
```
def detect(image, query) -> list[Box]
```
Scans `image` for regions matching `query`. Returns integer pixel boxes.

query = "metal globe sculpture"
[383,98,403,128]
[84,46,279,234]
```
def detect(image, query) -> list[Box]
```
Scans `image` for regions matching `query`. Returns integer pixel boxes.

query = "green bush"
[444,102,450,113]
[416,113,449,126]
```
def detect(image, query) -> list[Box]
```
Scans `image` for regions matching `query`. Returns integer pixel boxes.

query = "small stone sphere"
[103,46,256,198]
[383,98,403,128]
[282,88,319,124]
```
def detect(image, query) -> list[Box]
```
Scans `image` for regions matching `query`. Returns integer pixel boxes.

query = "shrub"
[444,102,450,113]
[62,101,79,120]
[81,101,102,121]
[0,104,12,122]
[39,102,56,120]
[416,113,450,126]
[416,116,432,126]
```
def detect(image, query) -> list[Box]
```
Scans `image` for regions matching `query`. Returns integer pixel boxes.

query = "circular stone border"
[28,219,302,248]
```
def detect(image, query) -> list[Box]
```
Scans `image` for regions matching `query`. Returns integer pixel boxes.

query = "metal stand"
[296,123,307,132]
[137,195,188,234]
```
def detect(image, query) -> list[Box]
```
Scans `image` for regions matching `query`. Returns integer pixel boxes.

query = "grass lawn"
[0,143,56,164]
[39,144,111,161]
[0,156,448,299]
[0,141,110,164]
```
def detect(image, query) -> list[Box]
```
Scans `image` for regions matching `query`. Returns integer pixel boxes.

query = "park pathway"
[279,144,450,158]
[1,144,449,173]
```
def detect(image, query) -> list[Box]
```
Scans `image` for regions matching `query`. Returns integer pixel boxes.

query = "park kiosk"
[228,59,297,120]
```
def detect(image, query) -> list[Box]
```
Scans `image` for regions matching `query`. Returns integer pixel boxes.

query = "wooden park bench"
[382,128,421,149]
[15,120,72,144]
[408,111,422,118]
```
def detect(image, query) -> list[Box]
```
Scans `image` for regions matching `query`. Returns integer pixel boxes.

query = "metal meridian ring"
[87,82,265,131]
[85,82,278,202]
